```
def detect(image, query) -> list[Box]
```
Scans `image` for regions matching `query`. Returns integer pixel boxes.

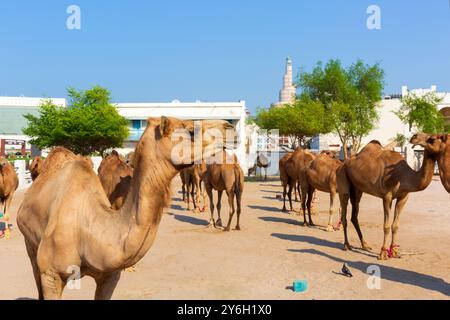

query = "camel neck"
[403,150,436,193]
[119,127,177,266]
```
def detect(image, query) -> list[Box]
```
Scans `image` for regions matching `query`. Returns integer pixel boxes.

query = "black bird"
[342,263,353,278]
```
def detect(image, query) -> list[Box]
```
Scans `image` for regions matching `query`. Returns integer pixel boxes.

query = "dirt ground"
[1,176,449,300]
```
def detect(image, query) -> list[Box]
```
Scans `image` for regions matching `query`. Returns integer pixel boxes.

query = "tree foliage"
[298,59,385,157]
[395,92,447,134]
[255,97,331,148]
[23,86,129,155]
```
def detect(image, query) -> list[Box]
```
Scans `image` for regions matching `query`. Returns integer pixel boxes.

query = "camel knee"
[384,226,391,234]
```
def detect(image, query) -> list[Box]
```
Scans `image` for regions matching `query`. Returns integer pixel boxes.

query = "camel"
[336,140,437,260]
[410,133,450,193]
[304,152,342,232]
[182,163,207,212]
[279,152,298,212]
[98,150,133,210]
[17,117,234,300]
[28,148,93,182]
[203,153,244,231]
[0,157,19,231]
[29,157,43,181]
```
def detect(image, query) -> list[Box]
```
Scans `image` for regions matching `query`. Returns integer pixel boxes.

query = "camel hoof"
[216,219,223,228]
[123,266,136,273]
[362,243,372,252]
[326,225,334,232]
[235,226,241,231]
[343,244,352,251]
[223,227,231,232]
[282,208,288,213]
[378,250,389,261]
[390,246,401,258]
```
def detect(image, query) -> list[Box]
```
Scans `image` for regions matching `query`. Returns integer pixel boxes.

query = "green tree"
[255,97,331,148]
[298,59,385,158]
[395,92,447,134]
[23,86,129,155]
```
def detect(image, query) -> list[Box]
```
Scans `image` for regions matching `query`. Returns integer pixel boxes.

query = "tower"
[276,57,296,106]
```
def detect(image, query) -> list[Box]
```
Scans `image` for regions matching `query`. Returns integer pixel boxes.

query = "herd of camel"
[0,115,448,300]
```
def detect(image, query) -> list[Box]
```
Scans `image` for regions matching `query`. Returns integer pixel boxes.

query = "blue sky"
[0,0,449,113]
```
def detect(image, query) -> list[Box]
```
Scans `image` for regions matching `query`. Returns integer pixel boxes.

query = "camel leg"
[94,271,121,300]
[223,190,235,232]
[216,190,223,227]
[191,181,198,212]
[206,185,215,227]
[306,188,315,226]
[182,183,186,202]
[186,180,192,211]
[194,180,201,213]
[326,191,336,232]
[40,269,65,300]
[379,196,393,260]
[235,187,242,231]
[282,184,288,212]
[339,189,351,251]
[300,184,309,225]
[200,181,207,212]
[24,240,43,300]
[390,194,408,259]
[350,189,371,251]
[287,182,295,212]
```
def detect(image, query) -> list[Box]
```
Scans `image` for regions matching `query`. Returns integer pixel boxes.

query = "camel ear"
[442,134,448,143]
[160,116,173,137]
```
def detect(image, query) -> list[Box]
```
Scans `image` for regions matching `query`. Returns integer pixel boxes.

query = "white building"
[114,100,249,172]
[311,85,450,167]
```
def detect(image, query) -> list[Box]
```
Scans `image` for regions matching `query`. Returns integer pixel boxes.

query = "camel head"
[146,117,236,170]
[410,133,447,155]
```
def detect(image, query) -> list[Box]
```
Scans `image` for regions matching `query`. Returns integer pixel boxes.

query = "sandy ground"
[0,176,449,300]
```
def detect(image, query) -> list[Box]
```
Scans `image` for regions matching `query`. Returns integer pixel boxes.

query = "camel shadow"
[260,189,282,194]
[170,204,186,211]
[260,216,302,227]
[290,248,450,297]
[171,214,209,226]
[15,297,37,300]
[271,233,343,250]
[248,205,280,213]
[262,196,283,202]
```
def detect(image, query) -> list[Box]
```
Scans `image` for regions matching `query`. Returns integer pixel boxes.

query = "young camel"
[336,140,437,260]
[0,157,19,222]
[98,151,133,210]
[304,153,342,232]
[411,133,450,193]
[203,153,244,231]
[17,117,234,300]
[182,163,207,212]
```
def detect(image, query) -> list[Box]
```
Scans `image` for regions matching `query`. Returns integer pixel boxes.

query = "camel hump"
[368,140,382,146]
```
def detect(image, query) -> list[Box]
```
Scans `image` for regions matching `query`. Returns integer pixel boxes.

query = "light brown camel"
[17,117,234,300]
[182,163,207,212]
[0,157,19,219]
[203,153,244,231]
[304,152,342,231]
[280,152,300,212]
[411,133,450,193]
[98,150,133,210]
[336,140,437,260]
[28,148,93,182]
[29,156,43,181]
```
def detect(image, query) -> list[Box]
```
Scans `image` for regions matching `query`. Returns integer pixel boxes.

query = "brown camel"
[17,117,234,300]
[304,153,342,231]
[182,163,207,212]
[336,140,437,260]
[203,153,244,231]
[29,157,43,181]
[0,157,19,218]
[280,152,298,212]
[411,133,450,193]
[98,150,133,210]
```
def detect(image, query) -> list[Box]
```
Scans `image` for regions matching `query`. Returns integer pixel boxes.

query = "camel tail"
[233,165,243,199]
